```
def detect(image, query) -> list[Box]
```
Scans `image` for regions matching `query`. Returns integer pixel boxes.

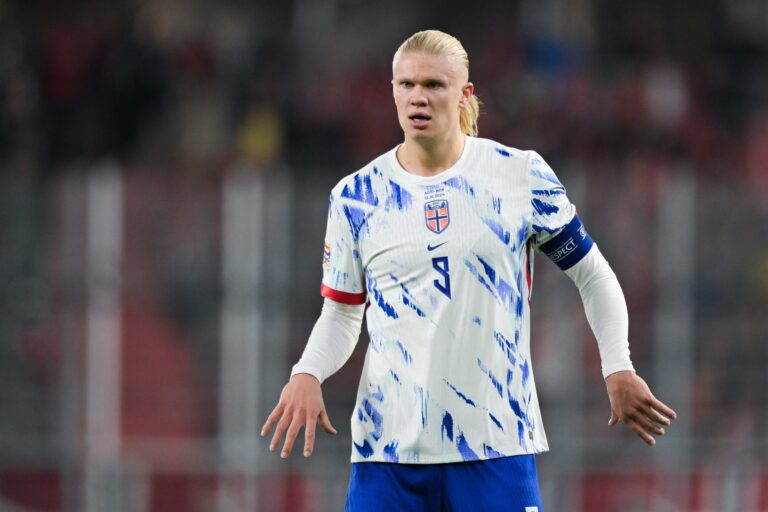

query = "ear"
[460,82,475,107]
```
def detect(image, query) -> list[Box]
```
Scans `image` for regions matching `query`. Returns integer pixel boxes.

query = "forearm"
[565,245,634,378]
[291,298,365,383]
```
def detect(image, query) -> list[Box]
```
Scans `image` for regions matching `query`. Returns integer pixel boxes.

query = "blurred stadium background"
[0,0,766,510]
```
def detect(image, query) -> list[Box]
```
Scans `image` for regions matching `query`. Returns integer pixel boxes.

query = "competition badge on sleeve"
[425,200,450,234]
[322,242,331,270]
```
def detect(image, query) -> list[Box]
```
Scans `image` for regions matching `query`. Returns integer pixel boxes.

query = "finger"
[634,408,666,436]
[622,411,662,438]
[281,416,304,459]
[319,410,338,435]
[303,413,318,457]
[650,397,677,421]
[627,420,656,446]
[261,403,285,437]
[608,406,621,427]
[270,411,292,453]
[646,406,673,426]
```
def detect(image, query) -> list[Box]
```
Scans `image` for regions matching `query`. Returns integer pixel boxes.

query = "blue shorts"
[344,455,543,512]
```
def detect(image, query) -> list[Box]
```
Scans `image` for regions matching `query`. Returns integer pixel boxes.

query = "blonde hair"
[394,30,480,137]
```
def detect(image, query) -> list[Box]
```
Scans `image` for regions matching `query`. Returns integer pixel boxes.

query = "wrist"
[604,369,635,382]
[290,372,322,385]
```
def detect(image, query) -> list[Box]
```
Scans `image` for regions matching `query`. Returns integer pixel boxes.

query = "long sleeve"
[564,245,635,378]
[290,298,366,383]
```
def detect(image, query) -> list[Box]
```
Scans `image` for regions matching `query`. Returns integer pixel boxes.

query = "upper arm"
[320,189,367,305]
[527,151,594,272]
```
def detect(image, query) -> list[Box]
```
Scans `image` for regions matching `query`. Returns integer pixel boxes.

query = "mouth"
[408,113,432,128]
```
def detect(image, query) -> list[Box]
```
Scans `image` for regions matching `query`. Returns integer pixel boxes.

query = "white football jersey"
[321,135,594,463]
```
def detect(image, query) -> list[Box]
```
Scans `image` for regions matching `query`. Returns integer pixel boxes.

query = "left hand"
[605,370,677,446]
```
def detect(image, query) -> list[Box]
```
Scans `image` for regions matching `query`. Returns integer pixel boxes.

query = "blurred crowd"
[0,2,766,188]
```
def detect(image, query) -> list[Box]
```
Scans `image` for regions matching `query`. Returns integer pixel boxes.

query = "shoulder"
[524,149,564,190]
[475,139,560,182]
[468,137,544,179]
[469,139,565,196]
[329,149,395,199]
[469,137,551,186]
[470,136,530,163]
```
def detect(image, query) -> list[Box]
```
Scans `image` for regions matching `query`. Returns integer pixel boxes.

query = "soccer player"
[261,30,677,511]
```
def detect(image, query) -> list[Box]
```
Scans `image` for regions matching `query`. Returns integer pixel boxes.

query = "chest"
[359,175,531,284]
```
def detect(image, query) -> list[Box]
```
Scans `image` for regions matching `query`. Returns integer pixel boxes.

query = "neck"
[397,131,466,177]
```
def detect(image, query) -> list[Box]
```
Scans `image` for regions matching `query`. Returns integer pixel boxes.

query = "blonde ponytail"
[460,93,481,137]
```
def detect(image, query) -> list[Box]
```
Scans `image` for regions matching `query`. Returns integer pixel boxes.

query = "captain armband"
[539,215,594,271]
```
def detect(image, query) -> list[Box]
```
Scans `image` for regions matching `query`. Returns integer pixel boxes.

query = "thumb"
[319,409,338,435]
[608,409,619,427]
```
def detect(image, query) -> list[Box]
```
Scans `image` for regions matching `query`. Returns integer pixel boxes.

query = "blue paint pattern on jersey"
[395,339,413,365]
[361,397,384,441]
[443,176,476,197]
[529,168,563,187]
[475,255,516,311]
[532,197,560,216]
[444,380,477,408]
[477,358,503,398]
[390,273,426,317]
[366,269,398,319]
[354,439,374,458]
[516,223,528,246]
[441,412,454,442]
[520,359,531,388]
[456,432,480,461]
[515,266,524,318]
[492,195,502,214]
[531,188,565,197]
[483,444,505,458]
[506,369,534,431]
[383,440,400,462]
[488,412,504,432]
[384,178,413,211]
[414,385,427,428]
[342,173,380,206]
[530,222,561,235]
[517,421,527,448]
[342,205,369,242]
[495,330,519,366]
[482,218,512,246]
[464,259,500,303]
[320,138,593,463]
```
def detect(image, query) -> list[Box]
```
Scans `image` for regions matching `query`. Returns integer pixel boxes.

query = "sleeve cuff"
[602,362,635,380]
[290,365,325,384]
[320,284,366,305]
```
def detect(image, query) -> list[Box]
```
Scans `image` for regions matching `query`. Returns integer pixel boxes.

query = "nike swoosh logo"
[427,242,448,251]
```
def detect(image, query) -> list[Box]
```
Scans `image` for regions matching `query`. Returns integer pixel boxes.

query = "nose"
[409,86,428,106]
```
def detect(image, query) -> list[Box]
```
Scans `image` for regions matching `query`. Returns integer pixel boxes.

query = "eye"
[426,81,443,89]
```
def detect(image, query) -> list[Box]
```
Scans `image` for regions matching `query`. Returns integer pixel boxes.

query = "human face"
[392,51,473,144]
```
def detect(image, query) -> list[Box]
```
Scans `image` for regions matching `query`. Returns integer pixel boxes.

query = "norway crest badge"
[425,200,450,234]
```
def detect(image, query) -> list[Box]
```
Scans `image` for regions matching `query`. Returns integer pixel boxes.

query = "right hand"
[605,371,676,446]
[260,373,337,459]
